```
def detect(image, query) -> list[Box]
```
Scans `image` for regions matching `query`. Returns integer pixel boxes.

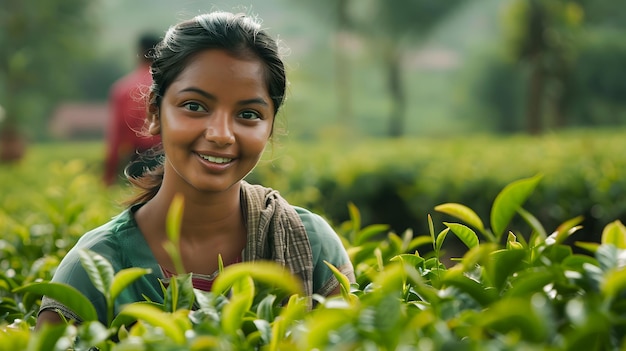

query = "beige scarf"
[240,181,314,300]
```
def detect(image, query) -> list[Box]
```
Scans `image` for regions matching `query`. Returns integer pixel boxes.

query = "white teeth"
[199,154,232,164]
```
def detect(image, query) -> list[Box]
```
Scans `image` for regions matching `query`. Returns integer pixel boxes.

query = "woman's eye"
[239,110,261,120]
[183,102,206,112]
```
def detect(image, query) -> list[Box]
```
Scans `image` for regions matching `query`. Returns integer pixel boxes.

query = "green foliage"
[0,0,97,138]
[2,140,626,349]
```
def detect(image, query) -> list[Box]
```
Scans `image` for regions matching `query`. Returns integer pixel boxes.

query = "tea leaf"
[407,235,432,253]
[547,216,584,246]
[165,193,186,275]
[574,241,600,254]
[110,267,151,305]
[221,292,252,336]
[117,304,186,344]
[163,273,194,312]
[166,193,185,244]
[78,249,114,299]
[25,322,69,351]
[435,203,485,234]
[355,224,390,246]
[601,268,626,301]
[14,282,97,322]
[212,262,303,297]
[601,220,626,249]
[489,249,527,292]
[256,294,277,321]
[435,227,450,254]
[491,174,542,241]
[517,207,547,240]
[390,253,425,269]
[347,202,361,243]
[479,298,548,342]
[324,261,352,300]
[442,270,497,306]
[444,222,479,249]
[505,270,554,298]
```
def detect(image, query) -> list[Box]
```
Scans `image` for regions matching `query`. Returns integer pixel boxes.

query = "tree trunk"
[0,126,27,163]
[526,55,544,135]
[334,0,352,127]
[387,46,406,138]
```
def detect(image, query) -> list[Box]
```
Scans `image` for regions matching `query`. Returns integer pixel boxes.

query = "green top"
[41,203,353,325]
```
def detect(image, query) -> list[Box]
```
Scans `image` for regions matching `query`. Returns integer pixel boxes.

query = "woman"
[37,11,355,327]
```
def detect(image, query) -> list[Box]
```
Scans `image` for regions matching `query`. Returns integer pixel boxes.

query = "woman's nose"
[204,112,235,146]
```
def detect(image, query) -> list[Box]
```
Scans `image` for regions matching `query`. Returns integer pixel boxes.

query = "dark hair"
[125,11,287,205]
[138,33,161,63]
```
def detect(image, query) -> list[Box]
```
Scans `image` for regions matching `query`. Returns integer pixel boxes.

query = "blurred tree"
[289,0,355,128]
[0,0,96,153]
[355,0,464,137]
[501,0,583,134]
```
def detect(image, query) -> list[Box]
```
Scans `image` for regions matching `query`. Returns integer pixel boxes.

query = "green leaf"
[110,267,151,305]
[478,298,548,343]
[506,232,524,250]
[347,202,361,243]
[14,282,97,322]
[117,304,186,344]
[324,261,352,300]
[166,193,184,244]
[270,295,307,351]
[256,294,277,321]
[442,270,497,306]
[212,261,303,297]
[517,207,547,240]
[490,175,542,241]
[444,222,479,249]
[489,249,527,292]
[25,321,69,351]
[355,224,390,246]
[562,254,599,271]
[221,291,253,336]
[435,228,450,254]
[407,235,433,252]
[390,253,425,268]
[601,267,626,300]
[435,203,485,234]
[601,220,626,249]
[505,270,554,298]
[78,249,114,299]
[165,193,186,275]
[301,308,354,349]
[546,216,584,246]
[595,244,621,272]
[231,274,255,311]
[574,241,600,254]
[428,214,435,251]
[163,273,195,312]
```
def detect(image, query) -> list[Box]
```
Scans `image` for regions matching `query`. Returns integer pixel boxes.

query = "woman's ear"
[147,93,161,135]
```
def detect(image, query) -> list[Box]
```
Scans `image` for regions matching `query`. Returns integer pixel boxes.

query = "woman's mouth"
[197,153,233,164]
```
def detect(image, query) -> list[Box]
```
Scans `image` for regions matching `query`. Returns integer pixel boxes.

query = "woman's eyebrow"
[180,87,269,107]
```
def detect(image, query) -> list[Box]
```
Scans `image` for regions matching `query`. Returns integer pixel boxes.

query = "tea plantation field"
[1,130,626,349]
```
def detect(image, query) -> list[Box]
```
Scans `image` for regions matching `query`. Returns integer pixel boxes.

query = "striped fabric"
[239,181,314,306]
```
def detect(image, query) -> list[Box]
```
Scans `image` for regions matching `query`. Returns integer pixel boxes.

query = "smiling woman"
[36,11,355,328]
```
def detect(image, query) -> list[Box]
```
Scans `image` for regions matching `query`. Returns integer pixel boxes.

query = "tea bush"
[1,136,625,349]
[251,128,626,246]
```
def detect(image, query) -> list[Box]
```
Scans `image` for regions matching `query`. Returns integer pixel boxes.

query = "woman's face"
[150,49,274,194]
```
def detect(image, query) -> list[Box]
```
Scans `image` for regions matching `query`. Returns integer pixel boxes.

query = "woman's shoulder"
[293,206,334,233]
[292,206,344,248]
[72,207,139,251]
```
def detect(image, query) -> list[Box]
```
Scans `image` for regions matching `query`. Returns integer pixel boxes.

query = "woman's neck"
[137,180,244,242]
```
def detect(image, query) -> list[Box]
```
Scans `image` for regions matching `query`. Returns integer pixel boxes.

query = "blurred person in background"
[103,33,162,185]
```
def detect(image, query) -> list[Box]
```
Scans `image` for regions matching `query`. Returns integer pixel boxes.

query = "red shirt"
[104,63,161,185]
